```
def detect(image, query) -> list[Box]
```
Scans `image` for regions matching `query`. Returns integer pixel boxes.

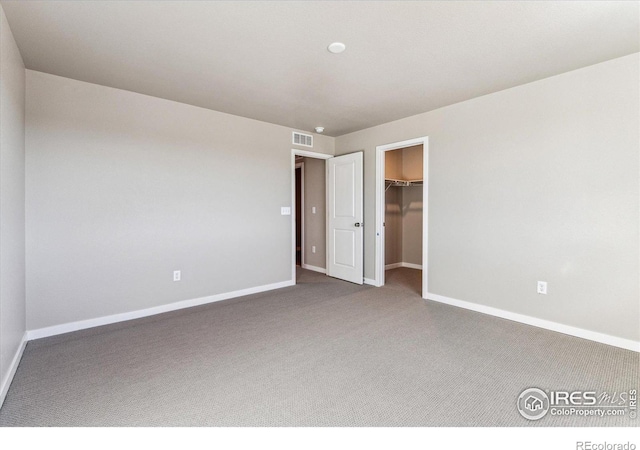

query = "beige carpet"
[0,268,637,426]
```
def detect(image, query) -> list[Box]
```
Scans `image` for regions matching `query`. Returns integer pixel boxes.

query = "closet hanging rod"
[385,178,423,191]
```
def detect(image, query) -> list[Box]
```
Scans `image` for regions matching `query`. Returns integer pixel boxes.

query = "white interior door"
[327,152,363,284]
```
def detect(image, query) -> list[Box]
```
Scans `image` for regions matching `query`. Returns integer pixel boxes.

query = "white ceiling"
[2,1,638,137]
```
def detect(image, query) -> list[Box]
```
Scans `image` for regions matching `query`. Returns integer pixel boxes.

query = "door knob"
[355,222,362,227]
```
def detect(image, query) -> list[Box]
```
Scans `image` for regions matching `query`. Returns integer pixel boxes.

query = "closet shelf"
[385,178,423,191]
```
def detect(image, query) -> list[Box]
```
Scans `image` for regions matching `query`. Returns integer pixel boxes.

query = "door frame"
[375,136,429,298]
[291,149,332,283]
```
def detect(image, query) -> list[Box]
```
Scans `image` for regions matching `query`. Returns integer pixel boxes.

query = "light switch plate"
[281,207,291,215]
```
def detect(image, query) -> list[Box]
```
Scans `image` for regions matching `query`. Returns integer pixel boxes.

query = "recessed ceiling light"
[315,127,325,133]
[327,42,346,54]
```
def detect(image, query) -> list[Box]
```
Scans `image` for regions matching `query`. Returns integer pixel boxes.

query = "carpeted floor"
[0,268,637,426]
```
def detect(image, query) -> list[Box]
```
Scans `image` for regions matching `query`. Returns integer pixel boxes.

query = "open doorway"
[383,145,423,295]
[295,162,303,266]
[291,149,332,283]
[376,137,429,298]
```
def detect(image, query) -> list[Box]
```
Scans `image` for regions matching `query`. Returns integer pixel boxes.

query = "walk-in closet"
[384,144,423,294]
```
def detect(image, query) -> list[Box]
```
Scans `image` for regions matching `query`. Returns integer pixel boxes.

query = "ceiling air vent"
[292,131,313,147]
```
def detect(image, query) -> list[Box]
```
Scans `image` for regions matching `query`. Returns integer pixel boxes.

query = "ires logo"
[517,388,550,420]
[517,388,637,421]
[549,391,597,406]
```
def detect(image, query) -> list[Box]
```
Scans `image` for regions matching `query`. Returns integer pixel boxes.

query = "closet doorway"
[375,137,429,298]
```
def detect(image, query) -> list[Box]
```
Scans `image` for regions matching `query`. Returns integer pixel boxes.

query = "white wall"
[384,185,403,266]
[398,145,423,267]
[302,157,326,270]
[401,185,422,266]
[336,54,639,343]
[26,70,334,331]
[0,4,26,405]
[384,149,403,266]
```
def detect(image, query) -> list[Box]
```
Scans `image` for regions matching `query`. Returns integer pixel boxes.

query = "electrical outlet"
[312,246,316,253]
[173,270,181,282]
[537,281,547,295]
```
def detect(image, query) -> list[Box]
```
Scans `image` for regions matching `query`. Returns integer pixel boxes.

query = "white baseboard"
[428,293,639,353]
[27,280,295,341]
[385,262,423,270]
[0,331,28,409]
[363,278,377,286]
[301,264,326,274]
